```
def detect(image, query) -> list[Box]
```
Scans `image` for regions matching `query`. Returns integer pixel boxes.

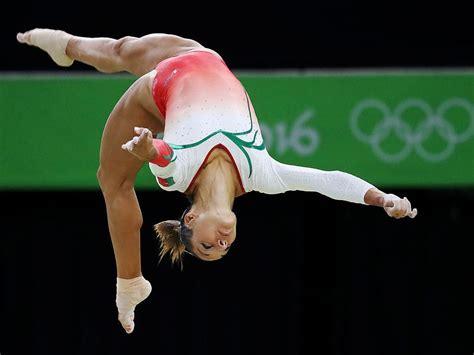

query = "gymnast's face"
[185,210,237,261]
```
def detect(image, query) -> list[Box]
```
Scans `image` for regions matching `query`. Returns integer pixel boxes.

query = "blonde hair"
[154,220,186,268]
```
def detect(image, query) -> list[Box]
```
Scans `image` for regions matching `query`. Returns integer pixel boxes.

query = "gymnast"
[17,28,417,334]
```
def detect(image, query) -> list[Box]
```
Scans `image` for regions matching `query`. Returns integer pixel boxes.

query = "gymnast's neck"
[192,158,237,212]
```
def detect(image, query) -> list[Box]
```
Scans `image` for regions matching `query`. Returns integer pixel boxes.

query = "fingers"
[403,197,411,212]
[387,199,406,219]
[134,126,144,135]
[384,195,417,219]
[383,200,395,208]
[399,197,416,219]
[134,126,152,137]
[121,139,135,151]
[121,127,152,151]
[408,208,418,219]
[137,129,149,143]
[121,137,140,151]
[134,127,153,142]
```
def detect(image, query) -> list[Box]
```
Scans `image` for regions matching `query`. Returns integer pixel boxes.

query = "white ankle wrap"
[27,29,74,67]
[116,276,152,334]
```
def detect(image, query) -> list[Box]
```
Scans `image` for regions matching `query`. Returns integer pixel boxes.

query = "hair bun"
[161,220,180,232]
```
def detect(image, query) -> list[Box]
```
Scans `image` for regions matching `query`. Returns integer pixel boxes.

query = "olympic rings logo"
[350,98,474,162]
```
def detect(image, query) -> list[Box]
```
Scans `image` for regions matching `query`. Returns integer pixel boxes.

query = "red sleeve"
[149,139,175,167]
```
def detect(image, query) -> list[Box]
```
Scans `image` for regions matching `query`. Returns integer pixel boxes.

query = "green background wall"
[1,71,473,189]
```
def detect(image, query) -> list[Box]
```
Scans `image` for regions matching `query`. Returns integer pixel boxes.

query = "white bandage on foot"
[116,276,152,334]
[16,29,74,67]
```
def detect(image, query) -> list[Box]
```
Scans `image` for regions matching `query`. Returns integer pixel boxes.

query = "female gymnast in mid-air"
[17,28,417,334]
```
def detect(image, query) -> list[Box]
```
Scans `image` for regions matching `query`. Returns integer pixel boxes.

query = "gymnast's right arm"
[255,156,417,219]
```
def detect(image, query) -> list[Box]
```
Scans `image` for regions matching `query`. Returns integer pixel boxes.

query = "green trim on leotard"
[167,92,265,178]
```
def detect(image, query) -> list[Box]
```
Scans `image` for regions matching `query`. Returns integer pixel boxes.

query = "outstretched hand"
[121,127,157,161]
[382,193,418,219]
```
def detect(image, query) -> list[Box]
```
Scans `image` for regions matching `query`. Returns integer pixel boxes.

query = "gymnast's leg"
[17,28,209,76]
[97,73,164,333]
[17,28,189,333]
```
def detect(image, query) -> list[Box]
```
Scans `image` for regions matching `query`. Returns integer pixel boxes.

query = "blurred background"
[1,1,473,355]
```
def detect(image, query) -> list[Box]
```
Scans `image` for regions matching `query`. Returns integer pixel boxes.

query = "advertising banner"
[1,71,473,188]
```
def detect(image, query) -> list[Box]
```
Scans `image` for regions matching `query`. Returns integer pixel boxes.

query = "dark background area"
[1,0,473,70]
[1,190,473,355]
[1,0,473,354]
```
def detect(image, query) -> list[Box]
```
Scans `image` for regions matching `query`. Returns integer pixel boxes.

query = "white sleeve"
[255,156,375,204]
[148,159,177,178]
[148,154,187,192]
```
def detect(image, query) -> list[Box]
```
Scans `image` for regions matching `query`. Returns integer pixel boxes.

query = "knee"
[111,36,150,75]
[112,36,136,57]
[97,166,112,194]
[97,166,134,195]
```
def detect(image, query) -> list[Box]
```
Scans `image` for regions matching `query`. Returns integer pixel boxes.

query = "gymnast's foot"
[16,28,74,67]
[116,276,152,334]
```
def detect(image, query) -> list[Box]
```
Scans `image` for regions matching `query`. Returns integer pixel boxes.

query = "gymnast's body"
[17,28,417,333]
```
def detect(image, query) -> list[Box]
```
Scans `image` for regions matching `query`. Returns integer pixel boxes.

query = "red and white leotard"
[149,51,374,204]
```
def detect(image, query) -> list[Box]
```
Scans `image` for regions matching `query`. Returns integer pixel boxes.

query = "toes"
[17,31,33,45]
[123,320,135,334]
[119,312,135,334]
[17,32,26,43]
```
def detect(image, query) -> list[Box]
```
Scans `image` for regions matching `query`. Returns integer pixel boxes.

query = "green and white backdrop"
[1,70,473,189]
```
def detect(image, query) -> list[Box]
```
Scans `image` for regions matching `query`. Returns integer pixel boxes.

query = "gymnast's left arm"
[257,157,417,219]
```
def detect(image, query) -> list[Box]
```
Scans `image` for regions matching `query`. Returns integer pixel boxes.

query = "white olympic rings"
[350,98,474,162]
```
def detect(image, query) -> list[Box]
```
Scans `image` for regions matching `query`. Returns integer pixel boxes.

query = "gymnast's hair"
[154,201,193,268]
